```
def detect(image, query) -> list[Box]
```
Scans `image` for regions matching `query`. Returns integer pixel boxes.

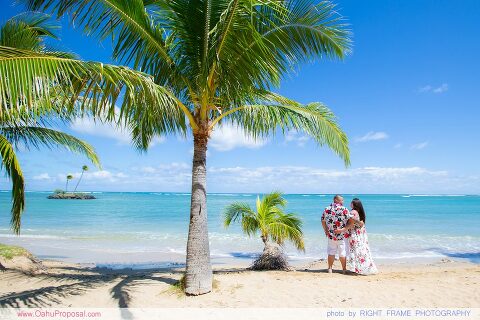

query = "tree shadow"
[0,265,182,309]
[429,249,480,264]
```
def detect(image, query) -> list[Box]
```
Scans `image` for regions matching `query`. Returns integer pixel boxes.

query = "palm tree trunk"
[185,133,212,295]
[74,171,84,193]
[65,180,69,193]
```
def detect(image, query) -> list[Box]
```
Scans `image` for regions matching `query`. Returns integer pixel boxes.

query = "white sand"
[0,258,478,308]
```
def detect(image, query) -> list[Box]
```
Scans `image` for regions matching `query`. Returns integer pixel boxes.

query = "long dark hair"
[351,198,366,223]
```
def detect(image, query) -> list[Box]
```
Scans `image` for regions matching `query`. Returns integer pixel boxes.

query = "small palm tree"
[224,192,304,270]
[73,165,88,193]
[65,174,73,193]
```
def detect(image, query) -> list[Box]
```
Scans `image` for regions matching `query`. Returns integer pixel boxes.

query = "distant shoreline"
[1,191,477,196]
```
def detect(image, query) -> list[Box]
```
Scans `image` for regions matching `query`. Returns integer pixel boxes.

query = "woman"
[335,198,378,275]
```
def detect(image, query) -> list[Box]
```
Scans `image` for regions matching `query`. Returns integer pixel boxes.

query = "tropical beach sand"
[1,258,478,308]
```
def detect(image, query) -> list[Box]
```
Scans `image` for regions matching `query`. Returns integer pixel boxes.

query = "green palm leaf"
[0,12,59,51]
[0,46,183,126]
[218,99,350,166]
[0,135,25,234]
[24,0,189,90]
[0,126,100,167]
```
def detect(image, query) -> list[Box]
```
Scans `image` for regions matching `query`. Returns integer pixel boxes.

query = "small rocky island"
[48,167,96,199]
[47,192,96,200]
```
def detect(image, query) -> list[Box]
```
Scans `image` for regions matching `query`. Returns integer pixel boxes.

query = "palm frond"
[212,0,351,104]
[0,46,186,140]
[223,99,350,166]
[267,212,305,251]
[241,214,259,238]
[0,126,101,168]
[23,0,189,90]
[0,12,59,51]
[261,191,287,211]
[0,135,25,234]
[223,202,255,226]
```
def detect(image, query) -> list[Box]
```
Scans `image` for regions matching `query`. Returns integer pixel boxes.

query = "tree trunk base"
[249,243,292,271]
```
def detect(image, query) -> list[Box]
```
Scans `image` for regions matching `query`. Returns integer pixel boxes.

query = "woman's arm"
[334,218,356,234]
[351,210,365,227]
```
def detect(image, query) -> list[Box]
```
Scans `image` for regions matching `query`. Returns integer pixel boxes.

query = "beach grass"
[0,243,31,260]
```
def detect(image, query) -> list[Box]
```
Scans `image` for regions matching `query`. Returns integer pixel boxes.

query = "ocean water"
[0,192,479,267]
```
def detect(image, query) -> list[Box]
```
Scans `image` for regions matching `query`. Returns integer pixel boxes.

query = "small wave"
[0,233,66,240]
[96,262,184,270]
[372,252,445,260]
[403,194,466,198]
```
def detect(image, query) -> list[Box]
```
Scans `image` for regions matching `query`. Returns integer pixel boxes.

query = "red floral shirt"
[321,203,353,240]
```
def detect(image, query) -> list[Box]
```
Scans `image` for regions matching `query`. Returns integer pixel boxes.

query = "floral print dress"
[347,210,378,275]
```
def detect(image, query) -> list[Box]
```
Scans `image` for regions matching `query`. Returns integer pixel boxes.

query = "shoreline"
[2,236,478,270]
[1,257,478,308]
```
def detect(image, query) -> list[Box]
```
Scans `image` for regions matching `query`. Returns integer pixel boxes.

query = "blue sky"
[1,0,479,194]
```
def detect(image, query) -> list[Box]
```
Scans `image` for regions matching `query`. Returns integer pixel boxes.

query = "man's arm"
[321,220,329,237]
[334,218,356,234]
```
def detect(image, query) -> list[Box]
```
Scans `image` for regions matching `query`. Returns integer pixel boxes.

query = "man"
[321,195,353,274]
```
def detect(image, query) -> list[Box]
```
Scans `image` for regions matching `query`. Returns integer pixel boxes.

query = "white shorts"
[327,238,346,257]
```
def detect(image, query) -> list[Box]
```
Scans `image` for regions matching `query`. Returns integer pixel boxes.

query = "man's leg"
[339,240,347,274]
[339,256,347,273]
[327,239,336,273]
[327,255,335,272]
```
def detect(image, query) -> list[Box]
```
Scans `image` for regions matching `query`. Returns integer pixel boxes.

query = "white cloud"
[418,83,448,94]
[355,131,389,142]
[394,143,403,149]
[433,83,449,93]
[70,114,165,147]
[418,85,432,93]
[285,131,309,147]
[33,173,52,181]
[411,141,429,150]
[27,164,479,194]
[209,124,267,151]
[208,166,456,194]
[70,117,133,145]
[57,170,128,183]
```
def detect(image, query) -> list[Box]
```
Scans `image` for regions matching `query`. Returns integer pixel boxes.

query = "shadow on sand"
[0,265,183,311]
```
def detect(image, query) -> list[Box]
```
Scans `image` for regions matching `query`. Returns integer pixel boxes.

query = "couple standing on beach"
[321,195,378,275]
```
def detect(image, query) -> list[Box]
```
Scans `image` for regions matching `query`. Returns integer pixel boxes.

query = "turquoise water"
[1,192,479,266]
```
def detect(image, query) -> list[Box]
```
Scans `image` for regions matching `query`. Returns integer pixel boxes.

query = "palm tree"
[73,165,88,192]
[25,0,352,294]
[0,12,180,234]
[65,174,74,192]
[224,191,304,270]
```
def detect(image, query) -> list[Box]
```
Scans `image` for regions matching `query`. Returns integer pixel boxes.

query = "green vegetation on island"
[48,166,95,199]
